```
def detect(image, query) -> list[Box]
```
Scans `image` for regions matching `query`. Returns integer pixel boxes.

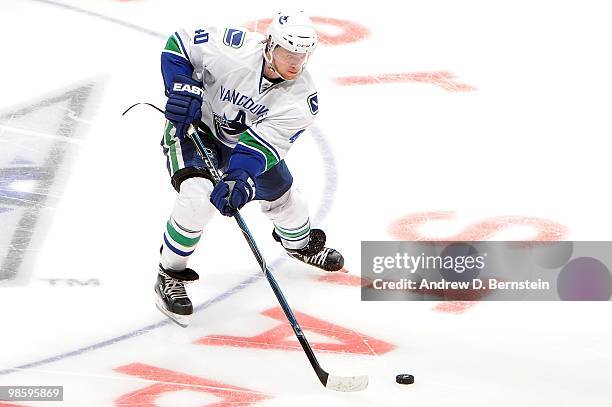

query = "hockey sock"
[161,177,215,270]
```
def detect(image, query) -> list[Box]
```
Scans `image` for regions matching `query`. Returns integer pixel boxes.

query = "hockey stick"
[187,126,368,392]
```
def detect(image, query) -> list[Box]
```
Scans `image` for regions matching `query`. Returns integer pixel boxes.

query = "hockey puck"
[396,374,414,384]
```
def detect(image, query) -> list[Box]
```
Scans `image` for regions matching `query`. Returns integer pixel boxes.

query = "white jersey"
[164,25,319,171]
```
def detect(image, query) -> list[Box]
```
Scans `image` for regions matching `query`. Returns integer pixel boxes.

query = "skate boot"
[154,264,199,328]
[273,228,344,272]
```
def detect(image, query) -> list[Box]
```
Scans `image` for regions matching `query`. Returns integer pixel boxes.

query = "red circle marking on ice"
[385,211,567,314]
[388,211,567,241]
[244,17,370,46]
[334,72,477,92]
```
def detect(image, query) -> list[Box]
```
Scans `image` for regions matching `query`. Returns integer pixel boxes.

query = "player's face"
[272,46,308,80]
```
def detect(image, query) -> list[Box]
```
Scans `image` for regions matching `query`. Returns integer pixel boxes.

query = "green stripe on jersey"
[166,221,201,248]
[164,122,179,173]
[238,131,279,171]
[164,35,182,54]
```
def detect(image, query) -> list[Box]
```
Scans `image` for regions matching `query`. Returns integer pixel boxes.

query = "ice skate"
[273,228,344,272]
[154,264,199,327]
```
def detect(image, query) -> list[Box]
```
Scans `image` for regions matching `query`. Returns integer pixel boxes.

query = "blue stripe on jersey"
[258,57,265,94]
[174,32,191,63]
[164,234,195,257]
[247,128,281,161]
[289,129,305,143]
[161,52,194,93]
[228,144,267,178]
[259,58,266,93]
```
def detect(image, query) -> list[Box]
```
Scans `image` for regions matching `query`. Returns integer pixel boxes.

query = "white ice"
[1,0,611,406]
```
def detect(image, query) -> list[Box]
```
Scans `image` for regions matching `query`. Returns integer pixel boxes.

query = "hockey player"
[155,11,344,326]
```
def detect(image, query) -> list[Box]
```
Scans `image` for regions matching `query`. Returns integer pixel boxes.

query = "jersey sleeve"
[227,103,316,178]
[161,26,220,93]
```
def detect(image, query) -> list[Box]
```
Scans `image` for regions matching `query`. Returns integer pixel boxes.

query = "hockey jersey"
[161,25,319,177]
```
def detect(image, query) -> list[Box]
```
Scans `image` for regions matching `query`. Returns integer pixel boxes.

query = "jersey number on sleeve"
[194,29,209,44]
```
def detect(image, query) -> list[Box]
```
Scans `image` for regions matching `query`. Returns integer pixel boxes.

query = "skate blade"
[155,295,191,328]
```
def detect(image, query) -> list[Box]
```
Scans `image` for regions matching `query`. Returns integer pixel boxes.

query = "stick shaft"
[188,129,330,386]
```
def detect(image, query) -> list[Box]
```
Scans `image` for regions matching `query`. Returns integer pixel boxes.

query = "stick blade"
[326,374,369,392]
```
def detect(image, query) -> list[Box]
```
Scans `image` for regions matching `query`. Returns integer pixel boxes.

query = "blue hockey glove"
[164,74,204,140]
[210,169,256,216]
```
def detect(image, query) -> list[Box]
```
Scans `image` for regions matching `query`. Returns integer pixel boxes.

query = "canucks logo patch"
[214,110,248,138]
[307,92,319,115]
[224,28,245,48]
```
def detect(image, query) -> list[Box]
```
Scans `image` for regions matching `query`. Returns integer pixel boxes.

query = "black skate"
[154,265,199,328]
[273,228,344,272]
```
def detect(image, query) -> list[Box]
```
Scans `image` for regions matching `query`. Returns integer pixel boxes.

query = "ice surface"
[1,0,612,406]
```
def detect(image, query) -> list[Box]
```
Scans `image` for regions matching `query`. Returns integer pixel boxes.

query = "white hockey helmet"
[266,10,317,55]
